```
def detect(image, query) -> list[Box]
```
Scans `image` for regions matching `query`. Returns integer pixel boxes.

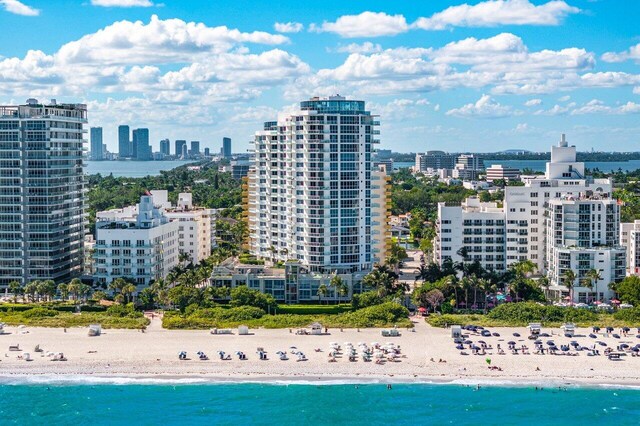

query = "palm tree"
[586,268,603,303]
[57,283,69,301]
[67,278,82,302]
[122,283,138,304]
[8,281,22,304]
[24,281,39,303]
[317,284,328,305]
[562,269,577,305]
[40,280,56,302]
[330,275,346,304]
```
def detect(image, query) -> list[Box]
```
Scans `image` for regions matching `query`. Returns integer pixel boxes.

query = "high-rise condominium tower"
[222,137,231,158]
[132,128,150,160]
[247,95,386,273]
[118,125,130,158]
[159,139,170,156]
[0,99,87,286]
[90,127,103,160]
[175,140,186,158]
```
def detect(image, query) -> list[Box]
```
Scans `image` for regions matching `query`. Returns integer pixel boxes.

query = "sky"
[0,0,639,154]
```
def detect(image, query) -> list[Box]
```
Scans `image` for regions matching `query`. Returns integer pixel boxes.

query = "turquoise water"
[1,381,639,425]
[85,160,199,177]
[395,160,640,173]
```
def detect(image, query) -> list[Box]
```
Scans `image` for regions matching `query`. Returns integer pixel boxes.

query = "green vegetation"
[87,161,242,232]
[163,302,411,329]
[0,304,148,329]
[425,302,639,328]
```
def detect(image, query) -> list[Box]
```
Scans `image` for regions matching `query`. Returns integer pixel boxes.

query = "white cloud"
[334,42,382,54]
[312,12,409,38]
[434,104,440,112]
[274,22,303,33]
[0,0,39,16]
[446,94,514,118]
[558,95,571,101]
[602,43,640,63]
[0,15,303,102]
[91,0,154,6]
[413,0,579,30]
[634,87,640,95]
[524,98,542,106]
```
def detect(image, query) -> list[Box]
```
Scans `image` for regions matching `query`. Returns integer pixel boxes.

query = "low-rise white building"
[157,192,213,264]
[620,220,640,275]
[486,164,521,182]
[435,197,506,272]
[94,195,179,287]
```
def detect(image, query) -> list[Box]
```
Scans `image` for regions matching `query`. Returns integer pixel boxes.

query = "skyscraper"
[160,139,170,156]
[247,95,386,273]
[0,99,87,286]
[204,147,210,156]
[132,128,151,160]
[175,140,186,158]
[90,127,103,161]
[190,140,200,157]
[118,125,130,158]
[222,137,231,158]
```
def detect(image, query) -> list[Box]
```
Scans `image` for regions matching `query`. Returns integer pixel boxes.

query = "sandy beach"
[1,316,639,387]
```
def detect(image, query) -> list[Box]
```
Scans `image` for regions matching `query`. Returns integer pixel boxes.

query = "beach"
[1,316,640,387]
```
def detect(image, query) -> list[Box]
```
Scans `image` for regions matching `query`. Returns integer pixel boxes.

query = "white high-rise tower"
[247,96,389,274]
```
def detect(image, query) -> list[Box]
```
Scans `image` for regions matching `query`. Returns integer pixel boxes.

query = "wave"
[1,374,640,390]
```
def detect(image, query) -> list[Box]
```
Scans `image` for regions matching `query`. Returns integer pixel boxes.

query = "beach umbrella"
[464,340,472,344]
[623,327,631,332]
[606,327,614,332]
[485,358,491,365]
[589,333,597,338]
[478,340,486,344]
[492,333,500,337]
[598,342,607,347]
[633,348,640,353]
[508,341,516,345]
[621,344,630,349]
[456,344,464,350]
[610,299,621,304]
[513,333,521,337]
[593,326,601,332]
[613,334,620,339]
[476,326,484,330]
[418,307,427,313]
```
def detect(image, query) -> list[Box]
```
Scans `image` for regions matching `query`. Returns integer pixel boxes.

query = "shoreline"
[2,372,640,389]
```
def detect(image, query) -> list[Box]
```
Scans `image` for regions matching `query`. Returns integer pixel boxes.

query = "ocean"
[85,160,199,177]
[395,160,640,173]
[1,380,639,425]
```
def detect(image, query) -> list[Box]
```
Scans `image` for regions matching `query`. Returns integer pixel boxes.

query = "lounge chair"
[8,344,20,351]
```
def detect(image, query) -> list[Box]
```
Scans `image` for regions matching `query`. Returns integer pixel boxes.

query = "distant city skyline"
[0,1,639,152]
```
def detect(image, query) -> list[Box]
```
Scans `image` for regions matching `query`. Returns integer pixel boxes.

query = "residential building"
[190,140,200,157]
[457,154,484,170]
[175,140,187,159]
[154,191,213,264]
[118,125,130,158]
[204,147,210,157]
[486,164,520,182]
[222,137,232,158]
[545,195,625,302]
[620,221,640,275]
[247,95,388,275]
[181,144,188,159]
[94,195,179,287]
[415,151,457,172]
[0,99,87,286]
[435,134,617,300]
[435,197,506,272]
[230,160,250,179]
[159,138,170,156]
[209,259,365,304]
[90,127,103,160]
[132,128,151,161]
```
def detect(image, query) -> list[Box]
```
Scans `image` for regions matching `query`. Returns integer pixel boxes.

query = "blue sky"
[0,0,639,154]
